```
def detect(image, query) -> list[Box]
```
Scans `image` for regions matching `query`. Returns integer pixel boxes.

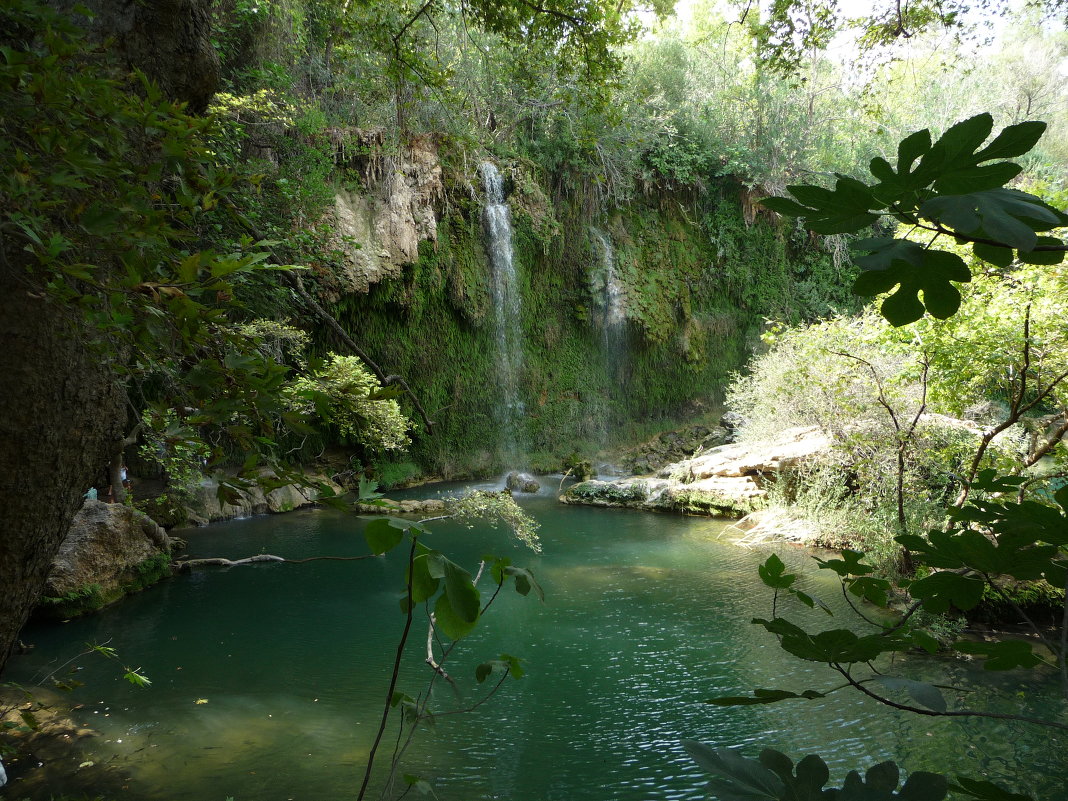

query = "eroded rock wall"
[324,133,444,297]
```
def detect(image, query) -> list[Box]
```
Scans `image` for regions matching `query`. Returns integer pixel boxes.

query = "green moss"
[37,584,107,619]
[373,459,423,489]
[968,580,1066,625]
[318,173,851,476]
[564,480,648,504]
[37,554,173,620]
[651,487,763,518]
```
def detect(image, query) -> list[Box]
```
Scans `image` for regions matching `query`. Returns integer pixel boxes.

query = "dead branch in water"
[174,553,378,569]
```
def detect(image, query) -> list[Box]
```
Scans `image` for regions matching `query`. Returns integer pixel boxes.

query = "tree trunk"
[108,451,127,505]
[0,266,124,674]
[0,0,221,675]
[49,0,219,113]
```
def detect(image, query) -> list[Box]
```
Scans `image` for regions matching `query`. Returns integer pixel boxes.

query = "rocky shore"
[561,426,831,518]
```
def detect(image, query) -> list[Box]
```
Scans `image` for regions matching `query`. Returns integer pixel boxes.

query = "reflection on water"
[8,488,1067,800]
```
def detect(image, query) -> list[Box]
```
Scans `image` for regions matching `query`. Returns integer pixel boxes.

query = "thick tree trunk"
[0,267,124,673]
[49,0,219,113]
[0,0,221,675]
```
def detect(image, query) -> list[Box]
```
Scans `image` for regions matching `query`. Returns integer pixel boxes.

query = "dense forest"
[1,0,1067,799]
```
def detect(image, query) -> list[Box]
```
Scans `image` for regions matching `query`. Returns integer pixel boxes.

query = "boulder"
[619,424,731,474]
[506,471,540,493]
[41,500,172,617]
[661,426,832,481]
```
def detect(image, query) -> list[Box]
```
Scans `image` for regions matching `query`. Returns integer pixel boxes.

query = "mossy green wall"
[332,173,852,477]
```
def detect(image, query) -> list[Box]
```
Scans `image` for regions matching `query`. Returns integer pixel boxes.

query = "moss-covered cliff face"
[325,158,854,478]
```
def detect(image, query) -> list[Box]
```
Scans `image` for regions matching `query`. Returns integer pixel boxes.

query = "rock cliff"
[324,132,444,297]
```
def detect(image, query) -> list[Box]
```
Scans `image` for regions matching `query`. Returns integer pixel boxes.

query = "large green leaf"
[363,517,409,555]
[838,764,947,801]
[1017,236,1066,265]
[442,559,480,623]
[971,241,1014,268]
[757,554,796,589]
[920,189,1064,251]
[754,617,905,663]
[505,565,545,600]
[974,120,1047,161]
[853,249,970,325]
[905,572,985,613]
[758,750,831,801]
[408,546,441,604]
[851,238,925,271]
[433,592,478,640]
[682,741,786,800]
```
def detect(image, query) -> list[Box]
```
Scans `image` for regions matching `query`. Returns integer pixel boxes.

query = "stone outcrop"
[181,474,344,526]
[506,471,540,493]
[42,500,172,616]
[324,132,444,297]
[563,426,832,518]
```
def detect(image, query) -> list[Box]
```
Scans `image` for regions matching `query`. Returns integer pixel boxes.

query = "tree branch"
[174,553,378,569]
[357,536,418,801]
[832,663,1068,730]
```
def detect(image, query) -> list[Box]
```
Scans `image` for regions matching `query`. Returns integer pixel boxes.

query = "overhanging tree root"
[173,554,377,569]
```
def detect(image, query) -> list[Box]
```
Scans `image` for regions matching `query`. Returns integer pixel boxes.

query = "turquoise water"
[8,480,1067,800]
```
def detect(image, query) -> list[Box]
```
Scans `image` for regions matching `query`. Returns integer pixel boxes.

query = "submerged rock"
[505,471,540,493]
[41,500,173,617]
[563,426,831,519]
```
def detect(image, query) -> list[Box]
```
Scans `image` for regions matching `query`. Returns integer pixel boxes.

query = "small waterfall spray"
[591,228,627,379]
[479,162,524,463]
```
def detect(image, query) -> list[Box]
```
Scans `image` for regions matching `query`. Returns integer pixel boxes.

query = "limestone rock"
[619,424,731,474]
[563,426,832,519]
[45,500,172,603]
[182,474,344,526]
[323,133,443,298]
[661,426,832,481]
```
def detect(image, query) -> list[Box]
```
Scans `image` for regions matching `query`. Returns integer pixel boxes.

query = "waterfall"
[478,162,524,463]
[591,228,627,379]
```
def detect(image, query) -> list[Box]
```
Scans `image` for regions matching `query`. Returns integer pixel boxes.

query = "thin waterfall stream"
[478,162,524,464]
[591,227,627,381]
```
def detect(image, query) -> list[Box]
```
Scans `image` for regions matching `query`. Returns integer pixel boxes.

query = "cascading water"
[591,228,627,380]
[478,162,524,463]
